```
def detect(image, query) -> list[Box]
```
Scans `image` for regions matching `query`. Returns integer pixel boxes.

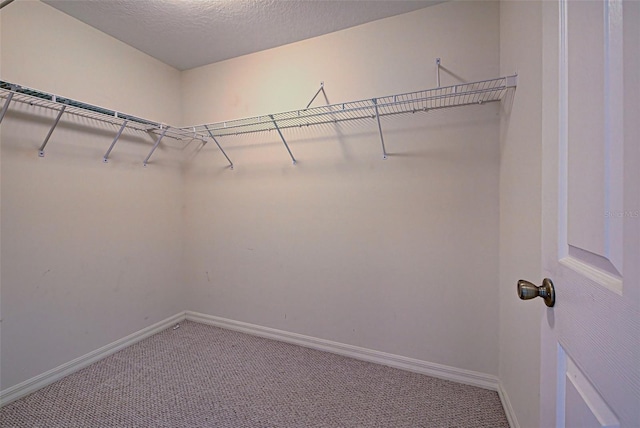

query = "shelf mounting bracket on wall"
[0,0,16,10]
[204,124,234,169]
[372,98,388,159]
[269,114,296,165]
[436,58,441,88]
[103,119,128,163]
[143,126,169,166]
[0,90,14,125]
[305,82,325,110]
[38,105,66,157]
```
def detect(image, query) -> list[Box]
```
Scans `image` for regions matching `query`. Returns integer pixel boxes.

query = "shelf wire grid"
[192,76,516,138]
[0,75,516,148]
[0,81,202,141]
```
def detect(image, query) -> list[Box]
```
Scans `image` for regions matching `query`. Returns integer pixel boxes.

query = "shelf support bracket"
[204,125,234,169]
[0,91,14,125]
[143,126,169,166]
[506,75,518,88]
[372,99,387,160]
[270,115,296,165]
[103,120,128,163]
[0,0,16,10]
[39,105,66,157]
[305,82,325,110]
[436,58,441,88]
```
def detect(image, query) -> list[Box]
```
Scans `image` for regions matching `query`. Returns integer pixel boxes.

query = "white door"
[536,1,640,427]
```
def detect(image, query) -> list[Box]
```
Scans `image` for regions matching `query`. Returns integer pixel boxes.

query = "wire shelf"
[192,76,517,138]
[0,74,516,166]
[0,81,201,141]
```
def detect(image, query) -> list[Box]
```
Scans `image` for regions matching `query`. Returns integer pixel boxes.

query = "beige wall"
[499,1,543,427]
[1,1,181,125]
[181,1,502,376]
[0,1,185,389]
[0,1,544,416]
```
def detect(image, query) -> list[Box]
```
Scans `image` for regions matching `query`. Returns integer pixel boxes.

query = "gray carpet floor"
[0,321,509,427]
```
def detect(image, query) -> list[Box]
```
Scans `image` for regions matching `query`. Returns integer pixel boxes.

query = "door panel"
[566,0,623,287]
[567,0,607,263]
[560,346,619,428]
[541,1,640,427]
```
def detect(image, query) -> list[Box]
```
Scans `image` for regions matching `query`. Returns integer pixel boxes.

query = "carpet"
[0,320,509,427]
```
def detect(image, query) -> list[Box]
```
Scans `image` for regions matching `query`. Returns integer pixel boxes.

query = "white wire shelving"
[196,75,517,165]
[0,73,517,167]
[0,81,206,165]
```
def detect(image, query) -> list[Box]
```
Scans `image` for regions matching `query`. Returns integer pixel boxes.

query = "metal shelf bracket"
[270,114,296,165]
[204,124,234,169]
[0,0,16,10]
[143,126,169,166]
[39,105,66,157]
[305,82,325,110]
[0,91,14,125]
[372,98,388,160]
[103,120,128,163]
[436,58,441,88]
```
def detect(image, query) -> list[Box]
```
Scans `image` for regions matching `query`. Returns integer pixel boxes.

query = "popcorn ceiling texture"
[42,0,444,70]
[0,321,509,427]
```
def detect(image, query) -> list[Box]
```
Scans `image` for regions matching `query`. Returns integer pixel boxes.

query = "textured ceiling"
[42,0,444,71]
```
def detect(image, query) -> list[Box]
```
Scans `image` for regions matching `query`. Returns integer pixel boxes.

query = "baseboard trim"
[498,382,519,428]
[185,311,499,391]
[1,311,503,409]
[0,311,186,407]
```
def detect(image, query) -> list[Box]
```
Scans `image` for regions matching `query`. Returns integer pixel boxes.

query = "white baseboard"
[498,382,519,428]
[185,311,499,391]
[0,312,186,407]
[2,310,505,415]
